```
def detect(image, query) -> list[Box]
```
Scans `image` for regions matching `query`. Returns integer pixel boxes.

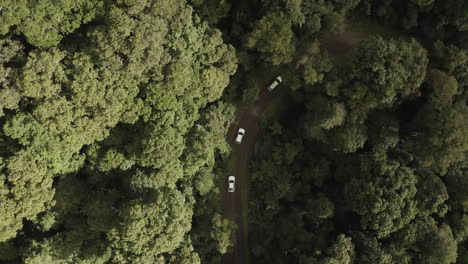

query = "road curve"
[221,30,369,264]
[222,85,286,264]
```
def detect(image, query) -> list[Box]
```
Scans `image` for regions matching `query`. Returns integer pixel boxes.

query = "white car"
[228,176,235,192]
[235,128,245,144]
[267,76,282,91]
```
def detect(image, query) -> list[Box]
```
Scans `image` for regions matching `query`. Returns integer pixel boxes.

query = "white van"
[228,176,235,192]
[267,76,282,91]
[235,128,245,144]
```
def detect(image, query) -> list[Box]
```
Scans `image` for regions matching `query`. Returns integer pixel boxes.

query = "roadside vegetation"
[0,0,466,263]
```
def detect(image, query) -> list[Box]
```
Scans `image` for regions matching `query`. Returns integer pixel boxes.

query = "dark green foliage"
[403,71,467,174]
[345,157,418,238]
[248,7,467,262]
[0,240,18,261]
[446,163,468,212]
[189,0,231,25]
[419,224,458,264]
[300,36,429,153]
[307,193,335,219]
[342,36,428,111]
[359,0,467,43]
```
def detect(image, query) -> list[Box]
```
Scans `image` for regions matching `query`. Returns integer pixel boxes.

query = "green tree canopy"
[1,0,103,47]
[345,157,418,238]
[245,10,295,65]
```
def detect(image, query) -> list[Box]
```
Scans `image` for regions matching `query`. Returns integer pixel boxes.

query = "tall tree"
[245,10,295,65]
[345,157,418,238]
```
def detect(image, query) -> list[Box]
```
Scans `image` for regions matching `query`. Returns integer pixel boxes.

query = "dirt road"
[222,85,285,264]
[221,30,369,264]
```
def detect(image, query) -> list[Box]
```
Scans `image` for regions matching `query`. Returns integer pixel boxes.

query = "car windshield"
[238,131,244,135]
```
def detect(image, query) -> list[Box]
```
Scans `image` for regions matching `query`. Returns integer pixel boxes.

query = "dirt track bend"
[221,31,369,264]
[221,85,286,264]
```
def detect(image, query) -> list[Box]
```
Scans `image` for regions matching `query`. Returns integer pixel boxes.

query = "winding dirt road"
[221,30,368,264]
[221,85,286,264]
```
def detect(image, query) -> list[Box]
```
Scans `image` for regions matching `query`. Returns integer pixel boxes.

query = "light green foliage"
[168,238,201,264]
[96,149,126,172]
[18,48,66,98]
[210,213,237,254]
[0,0,237,253]
[284,0,306,26]
[245,10,295,65]
[0,37,24,117]
[132,163,184,192]
[183,102,235,177]
[298,41,333,85]
[0,88,20,117]
[345,157,418,238]
[0,35,24,66]
[0,150,56,242]
[88,1,238,170]
[0,49,140,241]
[321,235,354,264]
[304,62,325,85]
[0,0,29,35]
[108,188,193,262]
[194,168,215,196]
[1,0,103,47]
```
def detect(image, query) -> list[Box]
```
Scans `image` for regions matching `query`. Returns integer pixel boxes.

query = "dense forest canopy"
[1,0,237,263]
[245,1,467,264]
[0,0,467,263]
